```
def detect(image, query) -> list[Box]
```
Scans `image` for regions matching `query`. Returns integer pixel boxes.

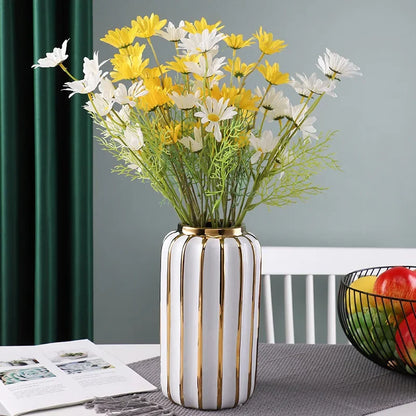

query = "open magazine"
[0,339,156,416]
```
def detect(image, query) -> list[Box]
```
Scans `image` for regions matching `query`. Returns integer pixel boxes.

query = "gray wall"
[92,0,416,344]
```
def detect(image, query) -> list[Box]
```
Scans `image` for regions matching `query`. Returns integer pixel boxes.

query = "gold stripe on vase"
[179,236,192,406]
[253,236,262,390]
[166,234,182,402]
[197,237,207,409]
[233,237,244,406]
[245,235,257,398]
[217,238,225,409]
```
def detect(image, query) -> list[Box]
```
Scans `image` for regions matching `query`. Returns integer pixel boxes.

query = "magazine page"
[0,340,156,416]
[0,344,87,416]
[38,340,156,398]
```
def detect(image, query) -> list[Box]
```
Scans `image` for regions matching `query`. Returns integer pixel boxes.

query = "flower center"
[208,113,220,122]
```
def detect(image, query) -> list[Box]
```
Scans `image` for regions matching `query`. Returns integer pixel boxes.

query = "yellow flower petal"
[166,55,199,74]
[141,66,168,79]
[258,60,289,85]
[110,44,149,81]
[100,26,137,48]
[235,132,250,147]
[183,17,223,33]
[210,84,260,111]
[118,43,146,57]
[132,13,167,38]
[224,34,254,49]
[224,57,256,78]
[254,27,287,55]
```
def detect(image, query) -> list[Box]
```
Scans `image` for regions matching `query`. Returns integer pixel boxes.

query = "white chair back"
[261,247,416,344]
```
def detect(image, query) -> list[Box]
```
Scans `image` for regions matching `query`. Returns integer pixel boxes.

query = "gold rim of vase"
[178,224,246,237]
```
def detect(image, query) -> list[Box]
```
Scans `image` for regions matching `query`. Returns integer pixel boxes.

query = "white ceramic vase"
[160,225,261,410]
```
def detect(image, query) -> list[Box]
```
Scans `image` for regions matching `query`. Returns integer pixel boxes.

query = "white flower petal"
[195,97,236,141]
[180,127,203,152]
[157,21,186,42]
[178,29,225,55]
[290,73,337,97]
[169,91,199,110]
[32,39,69,68]
[316,48,362,79]
[123,125,144,150]
[83,94,113,116]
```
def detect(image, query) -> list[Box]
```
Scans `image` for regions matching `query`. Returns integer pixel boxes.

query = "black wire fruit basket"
[338,266,416,375]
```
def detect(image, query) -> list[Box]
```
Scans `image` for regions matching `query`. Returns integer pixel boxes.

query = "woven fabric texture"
[90,343,416,416]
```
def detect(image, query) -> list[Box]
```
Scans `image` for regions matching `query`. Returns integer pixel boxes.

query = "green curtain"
[0,0,93,345]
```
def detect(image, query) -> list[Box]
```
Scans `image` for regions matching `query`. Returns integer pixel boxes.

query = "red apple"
[395,313,416,367]
[373,267,416,320]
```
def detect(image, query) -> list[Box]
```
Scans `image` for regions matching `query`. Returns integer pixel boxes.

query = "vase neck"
[178,224,245,237]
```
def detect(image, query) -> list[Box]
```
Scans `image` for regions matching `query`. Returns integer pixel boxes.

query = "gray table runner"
[87,343,416,416]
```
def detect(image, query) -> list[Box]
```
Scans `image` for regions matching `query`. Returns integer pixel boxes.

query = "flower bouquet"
[33,14,361,410]
[33,14,360,229]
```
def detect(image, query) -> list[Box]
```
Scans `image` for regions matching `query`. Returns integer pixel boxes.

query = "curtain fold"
[68,0,94,340]
[0,0,93,345]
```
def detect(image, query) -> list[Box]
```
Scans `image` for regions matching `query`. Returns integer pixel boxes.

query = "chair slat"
[262,274,275,344]
[327,274,336,344]
[305,274,315,344]
[261,247,416,345]
[284,274,295,343]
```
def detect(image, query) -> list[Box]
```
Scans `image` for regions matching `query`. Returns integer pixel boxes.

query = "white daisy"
[299,116,317,140]
[249,130,280,163]
[63,52,107,97]
[256,86,290,116]
[157,20,186,42]
[84,94,113,116]
[32,39,69,68]
[290,73,337,97]
[180,126,203,152]
[288,104,318,140]
[115,81,147,106]
[117,105,131,123]
[194,97,237,142]
[122,124,144,151]
[178,28,225,55]
[317,48,362,79]
[169,91,200,110]
[102,106,131,139]
[185,53,225,78]
[64,76,100,97]
[98,77,116,101]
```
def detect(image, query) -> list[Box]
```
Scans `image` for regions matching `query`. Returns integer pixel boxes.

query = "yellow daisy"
[118,43,146,57]
[100,26,137,49]
[110,56,149,82]
[141,66,168,79]
[131,13,167,38]
[224,57,256,78]
[110,44,149,81]
[224,34,254,50]
[183,17,223,33]
[232,88,260,112]
[137,88,171,112]
[142,75,176,94]
[258,61,289,85]
[254,27,287,55]
[166,55,199,74]
[136,77,173,112]
[165,123,182,144]
[210,85,259,112]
